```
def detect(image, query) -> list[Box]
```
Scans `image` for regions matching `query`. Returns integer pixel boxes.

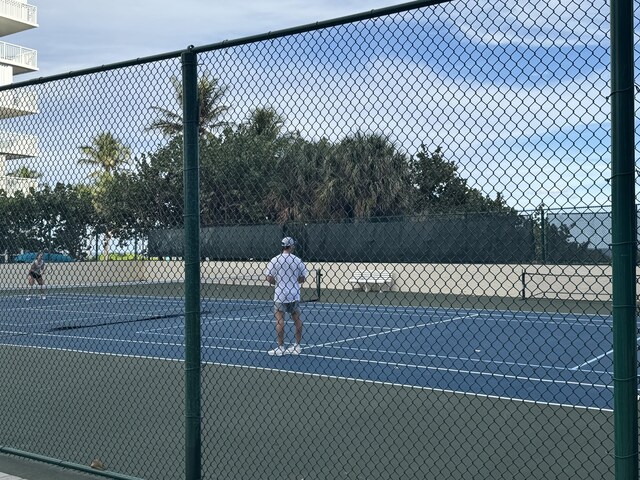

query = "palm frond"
[147,73,229,139]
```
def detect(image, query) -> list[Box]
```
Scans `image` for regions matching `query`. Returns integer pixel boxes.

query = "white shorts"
[274,301,301,315]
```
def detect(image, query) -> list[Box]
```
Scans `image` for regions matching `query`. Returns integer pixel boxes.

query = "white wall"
[0,64,12,85]
[145,260,614,301]
[0,260,617,302]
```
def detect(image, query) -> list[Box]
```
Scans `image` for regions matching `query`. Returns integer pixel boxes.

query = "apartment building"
[0,0,37,196]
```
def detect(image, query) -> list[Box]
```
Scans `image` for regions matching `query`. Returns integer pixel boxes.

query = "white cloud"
[17,0,412,78]
[204,39,611,210]
[454,0,609,48]
[5,0,616,213]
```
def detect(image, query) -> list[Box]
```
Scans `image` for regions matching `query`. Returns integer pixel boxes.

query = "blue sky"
[15,0,412,78]
[4,0,620,215]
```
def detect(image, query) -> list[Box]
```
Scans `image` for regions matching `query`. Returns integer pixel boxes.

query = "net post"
[540,205,547,264]
[316,268,322,300]
[610,0,638,478]
[521,270,526,300]
[182,47,202,480]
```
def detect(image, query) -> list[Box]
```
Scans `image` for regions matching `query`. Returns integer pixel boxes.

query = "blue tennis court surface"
[0,293,618,409]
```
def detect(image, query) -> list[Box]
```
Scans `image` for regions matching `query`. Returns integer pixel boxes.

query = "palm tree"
[264,135,328,223]
[8,166,41,179]
[78,132,131,260]
[244,107,285,138]
[146,74,229,138]
[316,132,412,220]
[79,132,131,177]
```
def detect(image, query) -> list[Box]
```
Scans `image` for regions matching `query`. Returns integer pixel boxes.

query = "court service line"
[200,317,392,330]
[3,325,615,380]
[138,329,610,374]
[569,336,640,370]
[302,302,612,322]
[478,315,611,329]
[27,330,607,391]
[0,333,614,400]
[296,351,613,391]
[140,318,391,334]
[1,330,611,394]
[303,343,602,374]
[307,313,480,349]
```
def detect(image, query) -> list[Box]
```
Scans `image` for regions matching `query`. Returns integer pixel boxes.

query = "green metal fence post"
[540,205,547,264]
[611,0,638,479]
[182,47,201,480]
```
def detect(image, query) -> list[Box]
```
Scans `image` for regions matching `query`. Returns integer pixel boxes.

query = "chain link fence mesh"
[0,1,633,479]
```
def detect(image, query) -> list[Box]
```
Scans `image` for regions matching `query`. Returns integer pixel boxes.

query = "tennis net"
[520,269,612,301]
[0,269,321,336]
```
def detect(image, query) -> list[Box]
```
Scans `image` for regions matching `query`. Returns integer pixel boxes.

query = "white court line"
[4,317,615,381]
[295,351,613,391]
[6,294,185,305]
[0,297,611,329]
[0,332,615,399]
[2,327,613,389]
[304,302,612,321]
[307,314,479,349]
[196,308,611,330]
[4,313,610,384]
[0,342,611,412]
[146,312,610,374]
[196,311,608,334]
[3,303,612,374]
[200,360,613,413]
[2,331,611,392]
[139,317,393,334]
[202,317,393,330]
[11,307,146,317]
[147,330,610,374]
[569,337,640,370]
[477,315,611,328]
[570,350,613,371]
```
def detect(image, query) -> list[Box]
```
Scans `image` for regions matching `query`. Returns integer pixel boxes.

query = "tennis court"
[0,286,616,410]
[0,279,616,479]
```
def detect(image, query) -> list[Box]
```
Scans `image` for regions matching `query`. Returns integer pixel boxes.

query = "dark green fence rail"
[0,1,635,479]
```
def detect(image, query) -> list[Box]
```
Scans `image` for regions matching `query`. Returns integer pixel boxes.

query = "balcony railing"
[0,0,37,27]
[0,89,36,117]
[0,130,37,158]
[0,40,36,73]
[0,174,36,195]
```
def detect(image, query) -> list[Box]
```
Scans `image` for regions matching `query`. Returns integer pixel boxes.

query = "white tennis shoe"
[285,344,302,355]
[268,346,286,356]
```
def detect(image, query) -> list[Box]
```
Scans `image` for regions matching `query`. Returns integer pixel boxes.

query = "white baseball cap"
[281,237,295,247]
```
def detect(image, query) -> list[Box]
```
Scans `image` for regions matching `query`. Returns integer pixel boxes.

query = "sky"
[15,0,413,79]
[1,0,620,228]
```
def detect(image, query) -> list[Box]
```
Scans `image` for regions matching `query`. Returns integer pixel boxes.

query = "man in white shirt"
[265,237,308,356]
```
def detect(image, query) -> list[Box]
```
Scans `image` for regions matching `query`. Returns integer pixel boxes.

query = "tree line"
[0,74,608,263]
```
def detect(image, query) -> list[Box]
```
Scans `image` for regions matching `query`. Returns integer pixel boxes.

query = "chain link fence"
[0,1,634,479]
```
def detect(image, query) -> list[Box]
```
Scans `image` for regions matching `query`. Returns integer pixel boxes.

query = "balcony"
[0,41,36,74]
[0,129,37,158]
[0,0,37,36]
[0,173,36,195]
[0,89,36,117]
